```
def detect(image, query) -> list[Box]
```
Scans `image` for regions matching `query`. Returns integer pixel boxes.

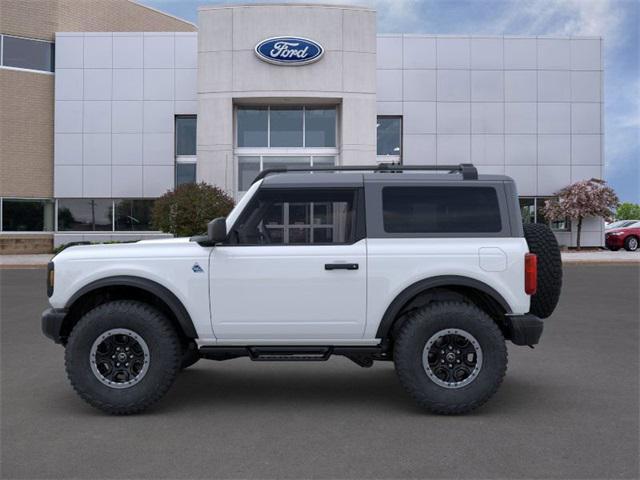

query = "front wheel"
[65,300,182,414]
[393,301,507,415]
[624,236,638,251]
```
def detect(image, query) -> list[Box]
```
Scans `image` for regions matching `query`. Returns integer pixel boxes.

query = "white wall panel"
[112,134,143,165]
[402,36,436,69]
[144,69,174,100]
[55,35,84,68]
[82,133,111,165]
[84,35,112,69]
[403,70,436,101]
[143,35,174,68]
[143,133,174,165]
[538,103,570,134]
[112,101,143,133]
[55,101,83,133]
[143,101,174,133]
[55,134,83,165]
[84,69,112,101]
[403,102,436,134]
[54,165,83,197]
[112,165,143,197]
[377,36,403,69]
[471,134,504,165]
[537,39,570,69]
[437,103,470,134]
[571,135,601,165]
[437,135,470,163]
[505,103,536,134]
[538,165,570,195]
[571,39,602,70]
[112,69,143,100]
[504,38,536,69]
[538,135,570,165]
[113,35,143,68]
[83,165,111,197]
[436,38,470,69]
[505,135,536,165]
[143,166,174,197]
[538,71,570,101]
[83,101,111,133]
[437,70,470,101]
[470,38,503,69]
[505,71,536,102]
[571,103,601,134]
[471,71,503,101]
[402,135,436,164]
[55,69,83,100]
[571,71,601,102]
[471,103,503,134]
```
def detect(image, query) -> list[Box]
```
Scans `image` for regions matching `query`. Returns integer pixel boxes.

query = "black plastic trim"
[65,276,198,338]
[41,307,68,344]
[506,314,544,346]
[375,276,512,339]
[46,261,54,298]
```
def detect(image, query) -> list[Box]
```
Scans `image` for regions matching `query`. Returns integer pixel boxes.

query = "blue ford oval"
[255,37,324,66]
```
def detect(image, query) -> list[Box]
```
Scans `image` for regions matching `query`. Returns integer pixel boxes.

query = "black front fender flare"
[375,275,512,339]
[66,275,198,338]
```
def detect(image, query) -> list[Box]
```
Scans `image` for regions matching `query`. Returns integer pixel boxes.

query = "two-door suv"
[42,164,562,415]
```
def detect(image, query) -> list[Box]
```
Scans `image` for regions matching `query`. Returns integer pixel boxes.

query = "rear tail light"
[524,253,537,295]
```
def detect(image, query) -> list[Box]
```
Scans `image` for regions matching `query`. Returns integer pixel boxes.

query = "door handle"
[325,263,359,271]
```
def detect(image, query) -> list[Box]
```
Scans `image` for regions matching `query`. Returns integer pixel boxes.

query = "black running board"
[198,345,389,367]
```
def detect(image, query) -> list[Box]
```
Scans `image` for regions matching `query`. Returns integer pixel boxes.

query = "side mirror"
[207,217,227,244]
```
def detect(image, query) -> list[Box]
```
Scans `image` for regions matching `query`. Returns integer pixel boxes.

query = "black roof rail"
[252,163,478,184]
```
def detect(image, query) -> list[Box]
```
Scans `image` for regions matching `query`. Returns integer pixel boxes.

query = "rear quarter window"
[382,186,502,233]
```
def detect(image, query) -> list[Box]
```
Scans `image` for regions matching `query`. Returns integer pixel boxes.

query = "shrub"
[151,182,235,237]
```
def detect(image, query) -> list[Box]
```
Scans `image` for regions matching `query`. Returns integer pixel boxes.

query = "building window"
[175,115,196,186]
[114,199,155,231]
[57,199,113,231]
[536,197,571,232]
[231,188,356,245]
[377,116,402,162]
[518,197,571,231]
[1,35,54,73]
[236,106,337,148]
[519,198,536,224]
[237,156,336,192]
[1,198,54,232]
[235,106,339,195]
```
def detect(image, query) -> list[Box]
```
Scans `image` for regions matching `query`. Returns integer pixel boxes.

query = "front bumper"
[605,235,624,248]
[505,314,543,346]
[41,308,68,344]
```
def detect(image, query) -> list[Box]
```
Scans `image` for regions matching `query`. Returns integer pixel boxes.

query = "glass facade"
[1,199,54,231]
[235,105,339,193]
[1,35,54,73]
[377,116,402,159]
[520,197,571,231]
[237,156,336,191]
[175,115,197,185]
[236,106,337,148]
[114,199,155,231]
[57,199,113,231]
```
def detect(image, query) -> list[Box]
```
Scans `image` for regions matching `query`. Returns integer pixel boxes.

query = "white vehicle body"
[49,176,530,347]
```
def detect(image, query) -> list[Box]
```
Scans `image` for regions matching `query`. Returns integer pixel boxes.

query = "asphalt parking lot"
[1,265,638,479]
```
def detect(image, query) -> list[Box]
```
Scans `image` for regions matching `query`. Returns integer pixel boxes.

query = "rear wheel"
[65,300,181,414]
[394,301,507,415]
[624,236,638,251]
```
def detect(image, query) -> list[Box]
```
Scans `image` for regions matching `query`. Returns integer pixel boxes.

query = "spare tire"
[523,223,562,318]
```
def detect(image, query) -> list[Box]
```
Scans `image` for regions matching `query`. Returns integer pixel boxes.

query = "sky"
[140,0,639,203]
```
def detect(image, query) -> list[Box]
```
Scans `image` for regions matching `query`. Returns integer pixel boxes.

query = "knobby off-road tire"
[523,223,562,318]
[394,301,507,415]
[65,300,182,415]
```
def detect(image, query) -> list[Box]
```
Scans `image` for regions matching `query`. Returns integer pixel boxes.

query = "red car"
[605,222,640,251]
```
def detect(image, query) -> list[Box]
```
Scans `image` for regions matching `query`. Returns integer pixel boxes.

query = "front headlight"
[609,231,624,236]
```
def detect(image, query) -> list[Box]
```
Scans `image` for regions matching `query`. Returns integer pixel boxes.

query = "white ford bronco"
[42,164,562,415]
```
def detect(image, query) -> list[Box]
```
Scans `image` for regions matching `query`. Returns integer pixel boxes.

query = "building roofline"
[198,2,374,12]
[129,0,198,29]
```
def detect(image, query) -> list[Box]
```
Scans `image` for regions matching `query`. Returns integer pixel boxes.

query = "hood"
[54,237,206,262]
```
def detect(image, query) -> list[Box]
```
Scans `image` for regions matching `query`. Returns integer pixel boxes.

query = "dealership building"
[0,1,604,251]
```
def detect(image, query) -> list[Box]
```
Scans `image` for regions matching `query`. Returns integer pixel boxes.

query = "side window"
[382,186,502,234]
[231,189,357,245]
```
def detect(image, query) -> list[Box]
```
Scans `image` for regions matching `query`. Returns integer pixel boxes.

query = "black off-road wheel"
[523,223,562,318]
[394,301,507,415]
[65,300,182,415]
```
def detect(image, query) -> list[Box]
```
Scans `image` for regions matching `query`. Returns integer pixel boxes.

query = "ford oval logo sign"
[255,37,324,66]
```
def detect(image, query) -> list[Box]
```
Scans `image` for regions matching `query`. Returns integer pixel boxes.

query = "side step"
[198,345,389,367]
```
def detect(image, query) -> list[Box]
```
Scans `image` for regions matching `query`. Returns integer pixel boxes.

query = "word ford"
[270,41,309,59]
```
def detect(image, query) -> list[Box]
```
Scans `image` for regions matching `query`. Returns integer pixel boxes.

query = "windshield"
[607,220,636,229]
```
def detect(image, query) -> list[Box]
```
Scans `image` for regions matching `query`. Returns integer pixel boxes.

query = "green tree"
[615,202,640,220]
[151,182,235,237]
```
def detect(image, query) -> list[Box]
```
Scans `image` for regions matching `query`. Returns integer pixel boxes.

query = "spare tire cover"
[523,223,563,319]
